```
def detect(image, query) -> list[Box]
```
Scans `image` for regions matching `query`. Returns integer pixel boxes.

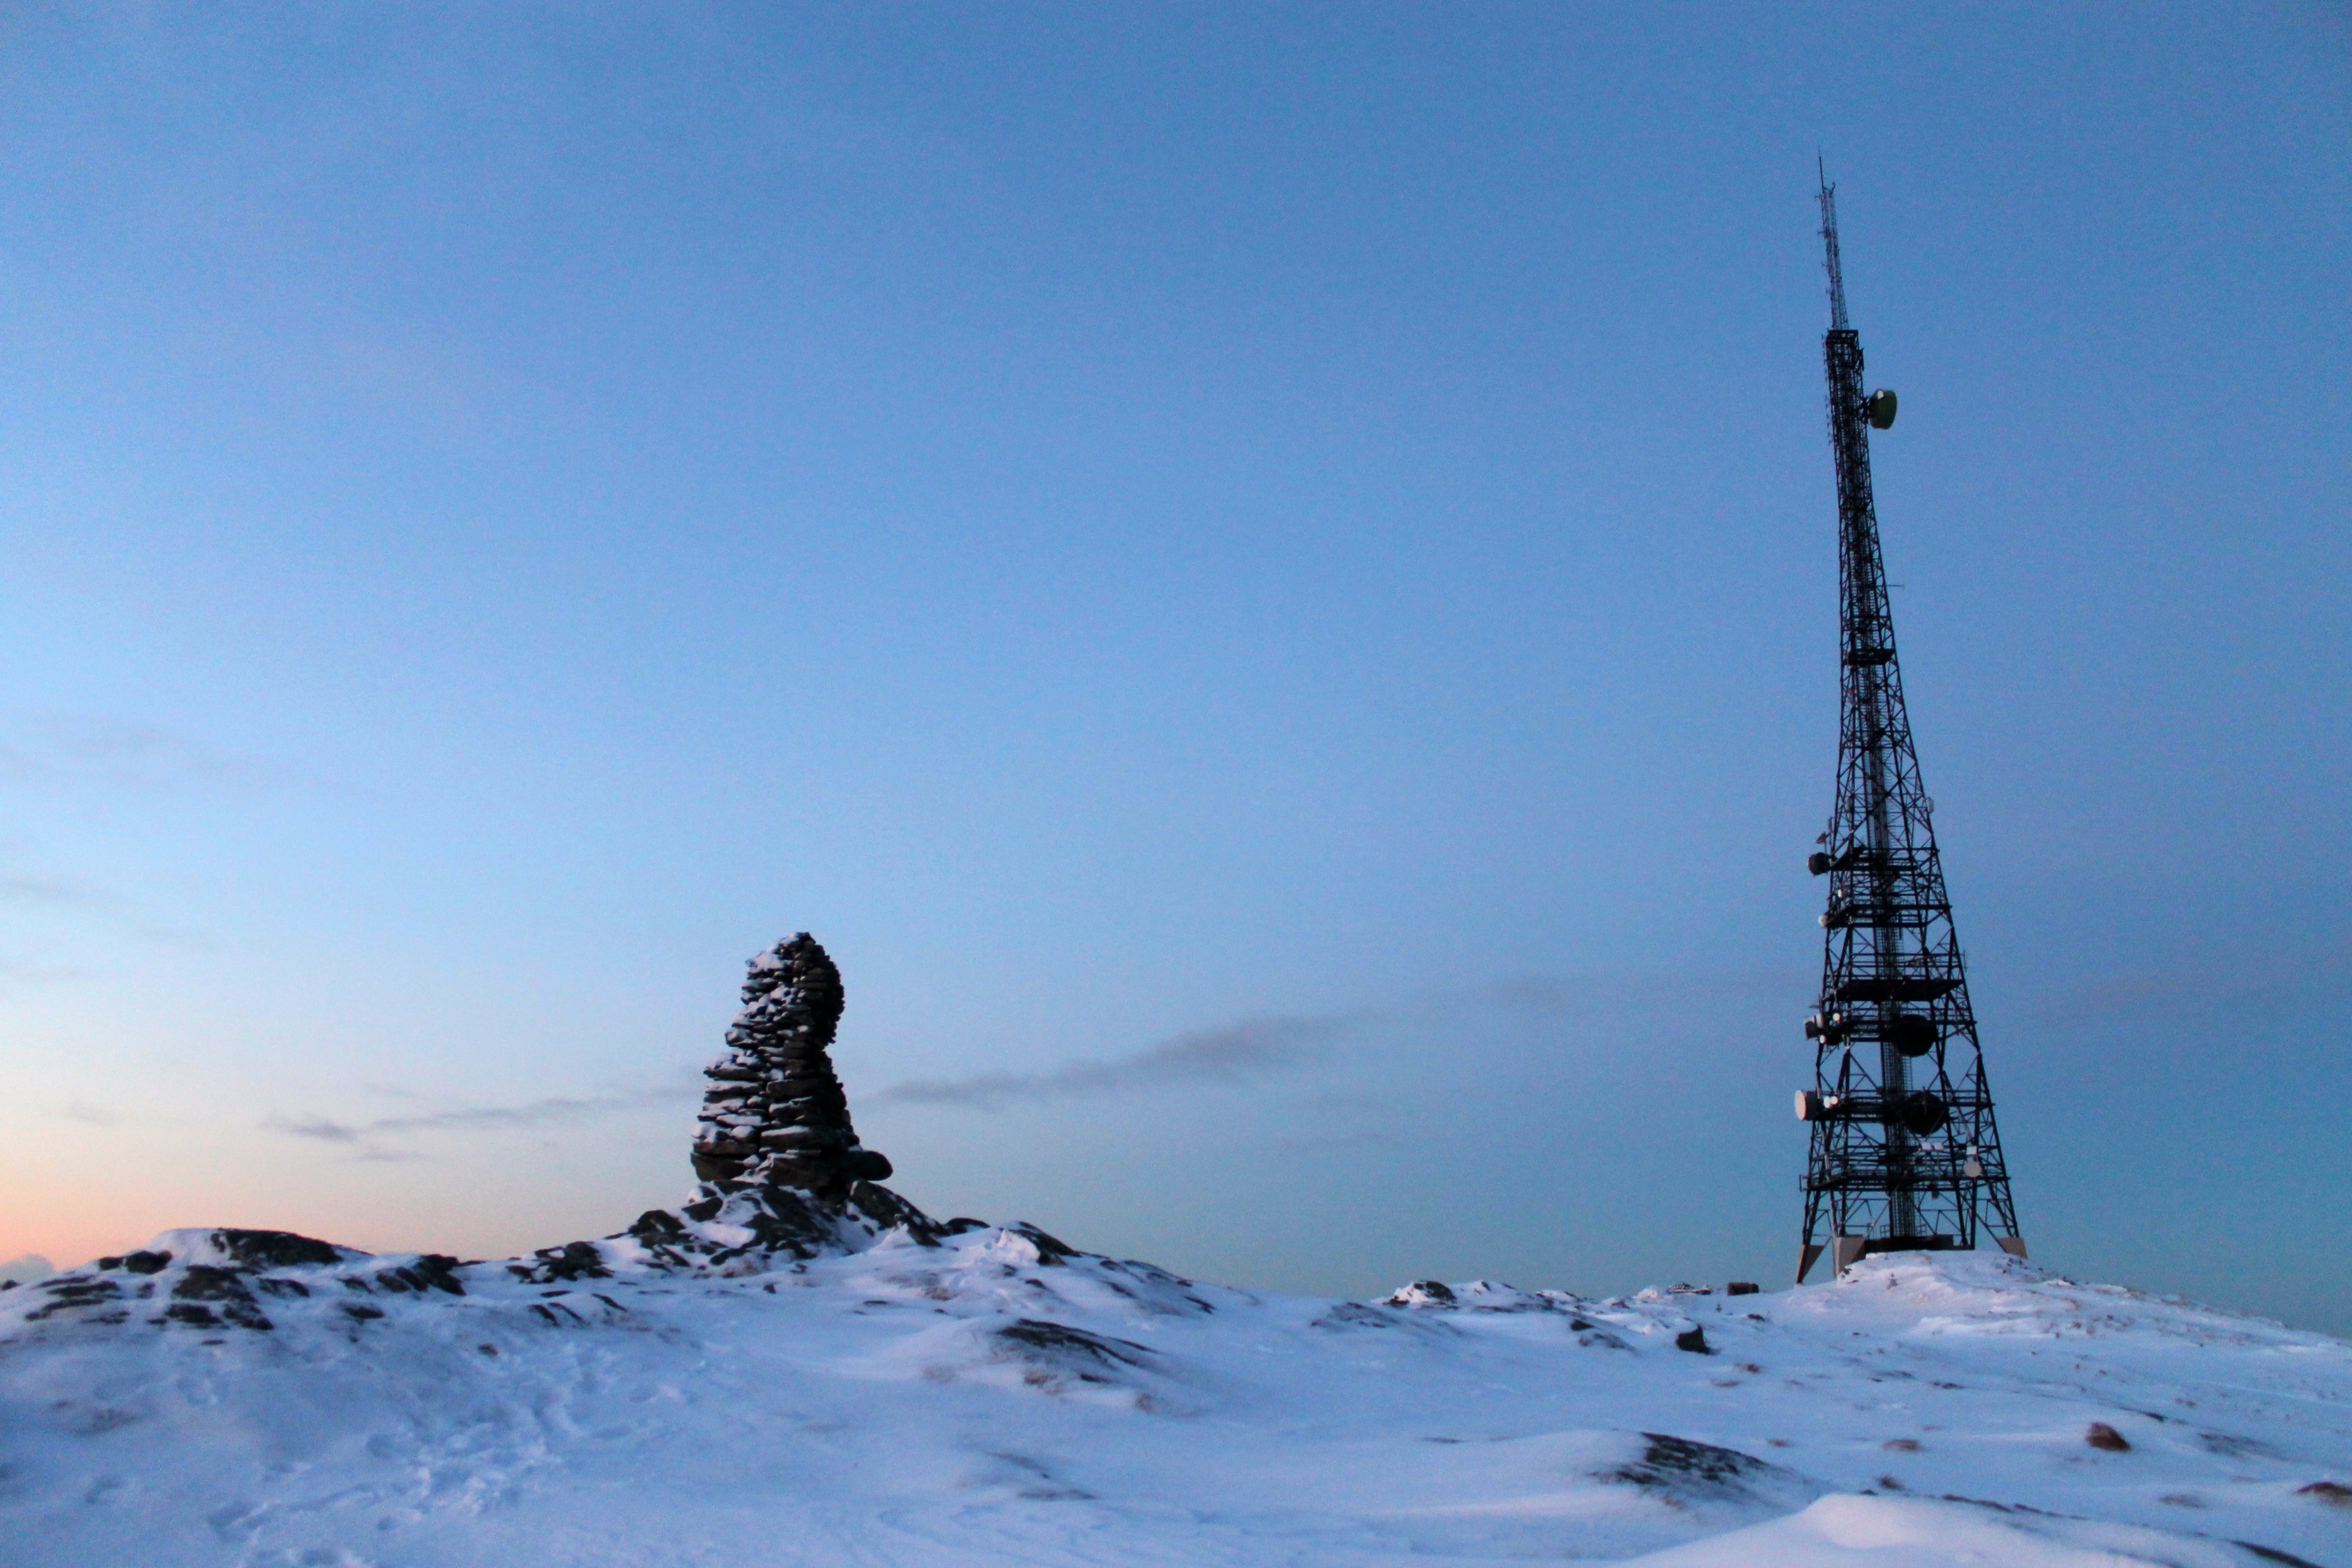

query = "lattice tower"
[1795,173,2026,1283]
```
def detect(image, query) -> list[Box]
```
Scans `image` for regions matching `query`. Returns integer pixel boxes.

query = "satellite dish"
[1866,389,1898,429]
[1897,1091,1948,1137]
[1886,1013,1937,1057]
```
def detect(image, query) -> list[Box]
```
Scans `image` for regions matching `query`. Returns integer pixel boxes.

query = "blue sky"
[0,5,2345,1330]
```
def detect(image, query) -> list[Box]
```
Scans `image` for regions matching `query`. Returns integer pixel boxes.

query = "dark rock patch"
[2233,1544,2326,1567]
[1009,1223,1079,1264]
[170,1267,273,1331]
[1386,1280,1456,1306]
[850,1182,944,1245]
[1603,1433,1779,1499]
[522,1243,609,1283]
[211,1230,346,1270]
[997,1318,1156,1369]
[1311,1302,1399,1330]
[25,1277,122,1321]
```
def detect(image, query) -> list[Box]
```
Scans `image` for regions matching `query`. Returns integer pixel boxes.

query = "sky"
[0,4,2345,1331]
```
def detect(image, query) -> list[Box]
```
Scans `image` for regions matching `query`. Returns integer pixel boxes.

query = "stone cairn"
[690,933,893,1201]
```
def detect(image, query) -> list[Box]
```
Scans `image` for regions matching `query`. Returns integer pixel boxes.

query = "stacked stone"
[690,933,892,1200]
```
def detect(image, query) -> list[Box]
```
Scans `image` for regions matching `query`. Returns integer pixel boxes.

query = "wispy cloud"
[269,1115,363,1144]
[868,970,1803,1115]
[2030,937,2352,1024]
[63,1101,121,1126]
[875,1013,1353,1109]
[0,849,212,954]
[0,952,78,986]
[264,1087,696,1158]
[0,874,96,908]
[367,1096,658,1135]
[0,714,295,795]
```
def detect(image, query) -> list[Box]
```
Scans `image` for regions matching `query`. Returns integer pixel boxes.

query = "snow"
[1,1210,2345,1567]
[1623,1493,2317,1567]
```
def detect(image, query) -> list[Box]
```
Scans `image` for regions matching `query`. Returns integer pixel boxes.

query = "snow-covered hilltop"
[4,939,2346,1566]
[4,1221,2347,1566]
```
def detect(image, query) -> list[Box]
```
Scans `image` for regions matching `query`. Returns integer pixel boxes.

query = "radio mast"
[1795,172,2026,1282]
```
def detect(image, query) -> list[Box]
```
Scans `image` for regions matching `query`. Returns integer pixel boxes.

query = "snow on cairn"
[2,936,2349,1567]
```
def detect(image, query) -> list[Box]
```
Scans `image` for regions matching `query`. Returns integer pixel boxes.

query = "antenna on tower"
[1817,157,1849,331]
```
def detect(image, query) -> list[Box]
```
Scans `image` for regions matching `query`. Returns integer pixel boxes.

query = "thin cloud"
[0,854,211,952]
[866,970,1795,1114]
[875,1014,1351,1110]
[269,1115,362,1144]
[367,1096,655,1134]
[2033,937,2352,1024]
[0,714,292,794]
[0,875,96,908]
[63,1101,121,1127]
[265,1087,696,1150]
[0,954,77,986]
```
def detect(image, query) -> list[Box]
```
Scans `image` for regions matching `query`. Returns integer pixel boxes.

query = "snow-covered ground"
[2,1196,2345,1567]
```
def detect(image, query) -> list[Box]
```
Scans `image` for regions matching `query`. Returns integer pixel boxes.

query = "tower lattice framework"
[1795,176,2024,1283]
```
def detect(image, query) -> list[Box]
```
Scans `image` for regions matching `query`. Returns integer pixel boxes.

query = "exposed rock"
[1310,1302,1402,1330]
[516,1243,611,1283]
[3,1229,466,1340]
[167,1266,273,1331]
[1009,1222,1077,1265]
[2086,1421,2131,1452]
[1676,1327,1713,1354]
[25,1277,122,1321]
[1602,1433,1785,1500]
[211,1230,347,1270]
[997,1319,1156,1368]
[1384,1280,1457,1307]
[991,1319,1165,1396]
[369,1255,466,1295]
[96,1249,176,1275]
